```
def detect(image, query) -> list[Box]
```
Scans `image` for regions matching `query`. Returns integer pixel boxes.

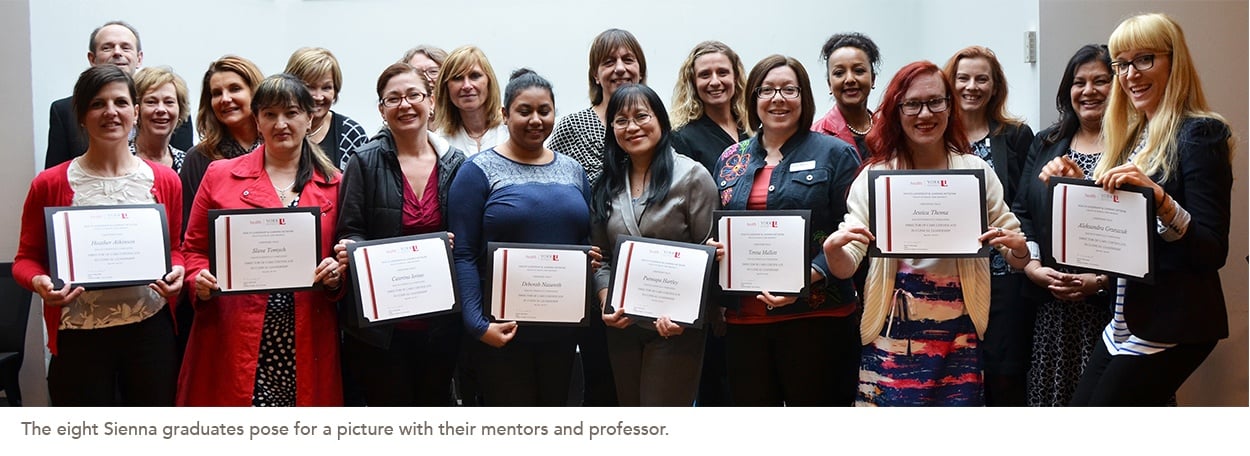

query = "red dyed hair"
[865,61,969,170]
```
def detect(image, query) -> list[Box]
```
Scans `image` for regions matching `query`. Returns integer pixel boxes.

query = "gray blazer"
[592,152,718,293]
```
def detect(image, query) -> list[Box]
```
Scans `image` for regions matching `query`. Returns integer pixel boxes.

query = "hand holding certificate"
[346,233,459,326]
[44,204,172,289]
[1047,177,1154,282]
[208,207,322,295]
[713,210,810,296]
[605,236,714,328]
[488,243,591,325]
[866,170,989,257]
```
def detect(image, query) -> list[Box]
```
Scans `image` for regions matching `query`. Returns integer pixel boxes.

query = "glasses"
[380,92,428,108]
[898,97,950,116]
[612,112,654,130]
[418,67,440,81]
[755,86,802,100]
[1110,53,1166,76]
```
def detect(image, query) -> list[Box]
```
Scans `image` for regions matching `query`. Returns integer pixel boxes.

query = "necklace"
[846,113,873,136]
[466,128,487,141]
[308,117,327,139]
[274,179,295,203]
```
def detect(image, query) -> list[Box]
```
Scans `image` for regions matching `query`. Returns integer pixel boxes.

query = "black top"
[671,114,748,175]
[45,95,194,169]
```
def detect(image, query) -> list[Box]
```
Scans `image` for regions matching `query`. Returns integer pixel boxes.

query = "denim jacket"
[712,130,861,315]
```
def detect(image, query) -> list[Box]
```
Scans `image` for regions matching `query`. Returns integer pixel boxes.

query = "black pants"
[472,337,577,406]
[342,324,461,406]
[982,273,1035,406]
[606,324,705,406]
[725,316,859,406]
[48,306,178,406]
[576,315,618,406]
[1070,337,1215,406]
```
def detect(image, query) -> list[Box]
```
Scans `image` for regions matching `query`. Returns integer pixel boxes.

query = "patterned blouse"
[548,107,606,185]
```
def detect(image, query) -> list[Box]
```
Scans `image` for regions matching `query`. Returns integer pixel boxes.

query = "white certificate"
[209,208,321,294]
[489,244,589,325]
[607,237,714,327]
[1049,178,1154,281]
[348,233,458,326]
[715,210,810,295]
[45,204,171,289]
[867,170,989,257]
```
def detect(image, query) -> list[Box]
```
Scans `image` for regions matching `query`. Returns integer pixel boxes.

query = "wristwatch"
[1094,275,1109,297]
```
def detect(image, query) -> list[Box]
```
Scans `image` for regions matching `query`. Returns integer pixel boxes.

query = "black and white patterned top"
[1065,148,1102,178]
[547,107,606,185]
[128,140,186,174]
[252,196,300,407]
[970,136,1011,276]
[322,111,369,170]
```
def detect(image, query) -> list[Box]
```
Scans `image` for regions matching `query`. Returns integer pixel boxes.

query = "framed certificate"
[487,242,591,326]
[866,169,990,257]
[713,210,811,297]
[1047,177,1155,284]
[605,235,715,329]
[44,204,171,289]
[208,207,321,295]
[346,232,460,327]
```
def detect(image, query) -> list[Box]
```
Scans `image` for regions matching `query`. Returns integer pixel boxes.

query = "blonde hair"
[670,41,750,134]
[1096,12,1232,181]
[132,65,190,127]
[433,45,502,137]
[284,47,343,103]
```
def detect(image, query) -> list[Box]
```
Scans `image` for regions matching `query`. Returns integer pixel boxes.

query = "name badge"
[789,160,816,172]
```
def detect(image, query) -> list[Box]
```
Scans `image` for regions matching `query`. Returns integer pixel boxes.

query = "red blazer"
[12,159,184,355]
[177,146,343,406]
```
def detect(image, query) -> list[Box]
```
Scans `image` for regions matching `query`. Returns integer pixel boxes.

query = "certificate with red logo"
[346,232,459,327]
[487,243,590,326]
[713,210,811,297]
[1047,177,1155,283]
[605,236,715,329]
[867,169,990,257]
[44,204,171,289]
[208,207,321,295]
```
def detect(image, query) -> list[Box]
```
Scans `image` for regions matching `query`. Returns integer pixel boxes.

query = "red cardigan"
[177,146,343,406]
[12,159,184,355]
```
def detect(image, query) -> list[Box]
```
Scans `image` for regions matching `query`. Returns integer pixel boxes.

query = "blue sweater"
[448,148,591,338]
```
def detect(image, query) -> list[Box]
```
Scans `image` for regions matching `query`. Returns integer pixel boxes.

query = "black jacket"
[336,129,467,348]
[986,120,1035,204]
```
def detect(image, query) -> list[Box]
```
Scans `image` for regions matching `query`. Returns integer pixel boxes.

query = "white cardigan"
[838,154,1022,345]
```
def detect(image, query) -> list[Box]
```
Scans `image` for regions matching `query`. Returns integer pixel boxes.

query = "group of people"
[13,12,1232,407]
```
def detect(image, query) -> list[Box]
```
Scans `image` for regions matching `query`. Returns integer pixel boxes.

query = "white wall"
[1040,0,1249,406]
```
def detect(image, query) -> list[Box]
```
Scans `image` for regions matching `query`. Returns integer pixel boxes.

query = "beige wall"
[1040,0,1249,406]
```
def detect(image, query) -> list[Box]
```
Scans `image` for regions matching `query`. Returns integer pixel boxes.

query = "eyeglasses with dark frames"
[380,92,428,108]
[612,112,654,130]
[755,86,802,100]
[1110,53,1167,76]
[898,97,950,116]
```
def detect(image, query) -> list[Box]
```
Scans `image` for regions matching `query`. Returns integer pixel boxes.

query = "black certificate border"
[711,209,812,298]
[1045,177,1156,285]
[604,235,715,330]
[866,169,991,258]
[485,242,592,327]
[207,207,322,296]
[43,204,172,290]
[345,232,460,328]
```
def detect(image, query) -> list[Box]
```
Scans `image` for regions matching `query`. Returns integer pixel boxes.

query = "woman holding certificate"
[1013,44,1115,406]
[590,84,718,406]
[449,69,590,406]
[710,55,862,406]
[822,61,1031,406]
[179,74,345,406]
[1043,13,1233,406]
[335,62,467,406]
[14,65,185,405]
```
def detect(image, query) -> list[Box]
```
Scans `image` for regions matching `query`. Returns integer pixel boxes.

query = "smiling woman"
[434,46,507,156]
[285,47,369,170]
[130,66,189,173]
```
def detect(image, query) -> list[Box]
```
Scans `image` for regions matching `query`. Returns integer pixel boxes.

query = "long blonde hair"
[433,46,502,137]
[1096,13,1232,181]
[670,41,749,133]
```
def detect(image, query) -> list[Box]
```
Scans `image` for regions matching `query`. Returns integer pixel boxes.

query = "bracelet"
[1010,248,1029,259]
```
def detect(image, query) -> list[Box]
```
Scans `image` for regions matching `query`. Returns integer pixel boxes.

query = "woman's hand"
[979,227,1028,260]
[1095,163,1166,207]
[705,238,725,262]
[334,239,355,268]
[1047,273,1103,302]
[589,246,604,273]
[654,316,684,338]
[479,321,518,348]
[598,288,632,329]
[1039,156,1083,184]
[446,232,455,250]
[194,269,219,301]
[823,226,873,279]
[149,266,185,302]
[756,290,797,310]
[315,257,344,289]
[31,275,83,307]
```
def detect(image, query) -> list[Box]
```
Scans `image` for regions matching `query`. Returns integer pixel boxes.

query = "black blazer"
[986,120,1035,204]
[1123,117,1231,343]
[45,95,195,169]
